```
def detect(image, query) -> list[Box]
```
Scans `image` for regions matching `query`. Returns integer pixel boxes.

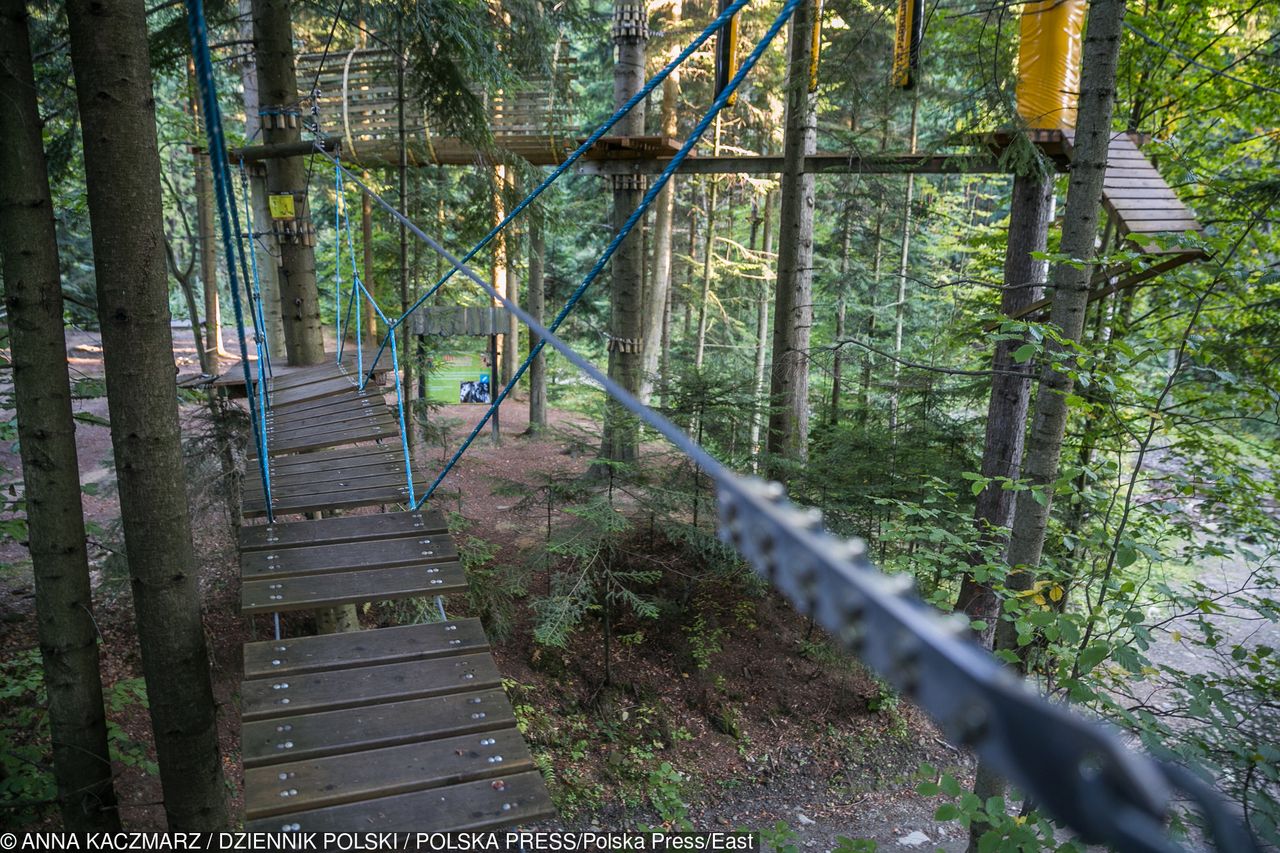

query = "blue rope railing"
[184,0,273,522]
[332,162,417,505]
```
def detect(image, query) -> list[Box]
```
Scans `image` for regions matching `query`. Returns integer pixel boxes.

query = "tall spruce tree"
[0,0,119,829]
[66,0,228,829]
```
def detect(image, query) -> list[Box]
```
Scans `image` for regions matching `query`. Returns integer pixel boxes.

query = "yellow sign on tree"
[268,192,296,220]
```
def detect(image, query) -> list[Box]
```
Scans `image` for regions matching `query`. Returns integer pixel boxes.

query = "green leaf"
[934,803,961,821]
[1012,343,1037,364]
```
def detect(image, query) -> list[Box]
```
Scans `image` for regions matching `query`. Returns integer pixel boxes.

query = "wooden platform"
[240,620,554,830]
[180,352,391,396]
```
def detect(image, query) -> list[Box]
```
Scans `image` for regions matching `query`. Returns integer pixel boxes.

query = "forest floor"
[0,325,1012,850]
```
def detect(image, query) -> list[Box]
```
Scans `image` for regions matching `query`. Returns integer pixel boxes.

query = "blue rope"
[185,0,274,522]
[354,0,754,385]
[412,0,800,506]
[334,161,416,504]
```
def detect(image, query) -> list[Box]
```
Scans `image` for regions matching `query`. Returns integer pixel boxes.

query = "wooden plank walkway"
[235,361,555,830]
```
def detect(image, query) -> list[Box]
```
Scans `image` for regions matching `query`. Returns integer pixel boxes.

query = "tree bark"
[238,0,286,361]
[493,166,516,387]
[193,147,223,362]
[967,1,1127,846]
[765,1,817,477]
[953,171,1054,645]
[66,0,228,829]
[749,191,774,470]
[887,95,919,436]
[600,0,648,465]
[638,0,682,404]
[362,186,377,348]
[252,0,325,365]
[997,0,1126,647]
[527,211,548,432]
[693,176,718,368]
[0,1,120,829]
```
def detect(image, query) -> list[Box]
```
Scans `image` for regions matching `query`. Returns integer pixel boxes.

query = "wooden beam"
[575,151,1007,177]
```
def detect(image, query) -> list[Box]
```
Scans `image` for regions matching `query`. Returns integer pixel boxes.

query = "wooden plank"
[267,422,401,455]
[251,445,400,472]
[242,483,411,518]
[1104,196,1187,212]
[242,688,512,767]
[1103,177,1176,190]
[1102,187,1180,200]
[245,459,408,492]
[266,414,399,444]
[267,364,359,392]
[244,468,419,503]
[245,770,554,832]
[244,619,489,679]
[241,652,498,720]
[1101,167,1163,180]
[244,728,532,819]
[268,389,387,417]
[239,509,447,551]
[1122,220,1202,234]
[272,376,362,407]
[241,560,466,614]
[1112,208,1196,222]
[243,534,458,579]
[268,402,391,432]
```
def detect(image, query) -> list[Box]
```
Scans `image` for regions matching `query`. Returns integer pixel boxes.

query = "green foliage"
[0,649,56,824]
[450,512,526,641]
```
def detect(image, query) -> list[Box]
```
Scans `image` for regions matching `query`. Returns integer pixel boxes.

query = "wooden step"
[242,653,500,720]
[273,376,363,408]
[245,469,420,504]
[243,534,458,580]
[244,619,489,679]
[245,463,414,497]
[245,770,554,832]
[268,388,387,417]
[241,561,466,613]
[243,482,413,519]
[250,444,401,472]
[267,421,401,455]
[239,509,447,551]
[242,687,514,767]
[244,728,533,819]
[267,401,391,433]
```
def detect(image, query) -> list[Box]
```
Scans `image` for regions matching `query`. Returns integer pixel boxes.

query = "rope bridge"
[184,0,1256,847]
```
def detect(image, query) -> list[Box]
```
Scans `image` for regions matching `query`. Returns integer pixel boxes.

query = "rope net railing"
[182,0,1258,849]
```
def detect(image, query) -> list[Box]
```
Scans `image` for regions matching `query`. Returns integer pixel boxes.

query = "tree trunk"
[600,0,648,465]
[953,171,1054,644]
[887,95,919,436]
[0,2,119,829]
[996,0,1125,647]
[252,0,325,365]
[527,211,548,432]
[765,1,817,477]
[749,191,775,470]
[493,166,517,387]
[694,176,718,368]
[194,147,224,363]
[638,0,682,404]
[829,186,853,426]
[968,2,1127,846]
[238,0,286,361]
[66,0,228,829]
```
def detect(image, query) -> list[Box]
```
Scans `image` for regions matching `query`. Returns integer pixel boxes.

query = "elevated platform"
[181,352,391,398]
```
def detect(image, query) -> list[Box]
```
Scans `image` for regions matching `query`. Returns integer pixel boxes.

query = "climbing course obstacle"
[182,0,1254,845]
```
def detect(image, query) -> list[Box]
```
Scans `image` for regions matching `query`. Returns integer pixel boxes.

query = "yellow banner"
[892,0,914,89]
[268,193,296,221]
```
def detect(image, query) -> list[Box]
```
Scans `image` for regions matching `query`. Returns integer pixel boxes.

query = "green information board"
[425,352,492,404]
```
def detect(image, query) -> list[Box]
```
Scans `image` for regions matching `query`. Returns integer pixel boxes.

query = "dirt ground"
[0,324,973,849]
